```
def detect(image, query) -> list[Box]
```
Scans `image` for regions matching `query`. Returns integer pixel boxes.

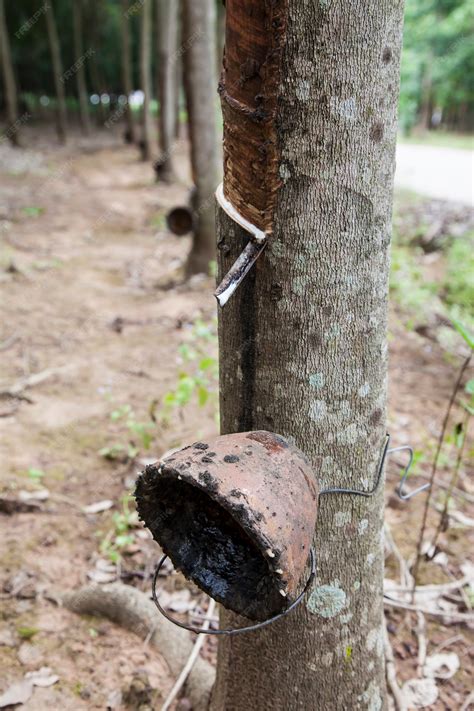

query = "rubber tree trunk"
[45,0,67,143]
[121,0,135,143]
[73,0,91,136]
[0,0,20,146]
[182,0,219,276]
[212,2,405,710]
[139,0,153,161]
[155,0,177,181]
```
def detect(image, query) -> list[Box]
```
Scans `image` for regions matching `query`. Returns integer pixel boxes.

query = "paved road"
[395,143,473,206]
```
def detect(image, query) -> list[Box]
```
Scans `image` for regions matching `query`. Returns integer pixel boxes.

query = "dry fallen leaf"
[402,678,439,708]
[157,589,195,611]
[0,679,33,708]
[87,558,117,584]
[18,489,50,503]
[87,569,117,584]
[424,652,460,680]
[82,499,114,514]
[25,667,60,688]
[0,667,59,708]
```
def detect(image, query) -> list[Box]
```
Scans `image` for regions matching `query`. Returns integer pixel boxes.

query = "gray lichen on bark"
[212,0,405,709]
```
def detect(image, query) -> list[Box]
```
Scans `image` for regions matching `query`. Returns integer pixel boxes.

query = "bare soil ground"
[0,125,472,710]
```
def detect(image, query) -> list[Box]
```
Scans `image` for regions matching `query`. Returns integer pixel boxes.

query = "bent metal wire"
[150,433,429,635]
[152,547,316,637]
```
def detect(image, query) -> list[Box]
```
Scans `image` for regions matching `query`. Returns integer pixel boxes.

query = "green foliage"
[390,220,474,343]
[160,318,219,421]
[390,244,438,327]
[99,317,218,462]
[445,238,474,317]
[17,626,39,640]
[3,0,472,135]
[400,0,474,133]
[452,319,474,351]
[98,494,138,563]
[99,403,154,462]
[21,206,43,218]
[28,467,46,481]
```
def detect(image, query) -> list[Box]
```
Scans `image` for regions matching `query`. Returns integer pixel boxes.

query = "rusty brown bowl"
[135,430,318,621]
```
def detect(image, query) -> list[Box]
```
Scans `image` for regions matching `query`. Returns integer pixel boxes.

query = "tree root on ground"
[62,582,215,710]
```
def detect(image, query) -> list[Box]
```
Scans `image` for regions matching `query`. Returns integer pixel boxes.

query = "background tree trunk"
[182,0,219,276]
[212,1,405,709]
[0,0,20,146]
[139,0,153,161]
[155,0,178,181]
[215,1,225,76]
[45,0,67,143]
[121,0,135,143]
[173,36,181,140]
[73,0,91,136]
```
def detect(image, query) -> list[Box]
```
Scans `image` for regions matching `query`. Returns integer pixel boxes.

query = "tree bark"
[121,0,135,143]
[139,0,154,161]
[0,0,20,146]
[212,1,405,710]
[45,0,67,143]
[182,0,219,276]
[156,0,178,181]
[73,0,91,136]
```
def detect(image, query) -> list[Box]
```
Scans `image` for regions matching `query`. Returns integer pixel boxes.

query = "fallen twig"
[383,596,474,622]
[384,575,472,596]
[160,598,216,711]
[412,354,472,595]
[432,634,465,654]
[416,611,427,676]
[0,332,19,352]
[431,409,471,550]
[0,365,73,400]
[383,622,407,711]
[460,690,474,711]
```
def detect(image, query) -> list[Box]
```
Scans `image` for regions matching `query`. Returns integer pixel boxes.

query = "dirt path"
[0,128,218,709]
[395,143,474,206]
[1,127,472,710]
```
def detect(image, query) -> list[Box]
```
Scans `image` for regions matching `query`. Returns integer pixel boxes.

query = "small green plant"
[389,244,438,328]
[99,404,155,462]
[21,206,43,218]
[99,318,218,462]
[17,626,39,640]
[445,237,474,314]
[28,467,46,481]
[98,494,138,563]
[161,317,219,421]
[150,212,166,229]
